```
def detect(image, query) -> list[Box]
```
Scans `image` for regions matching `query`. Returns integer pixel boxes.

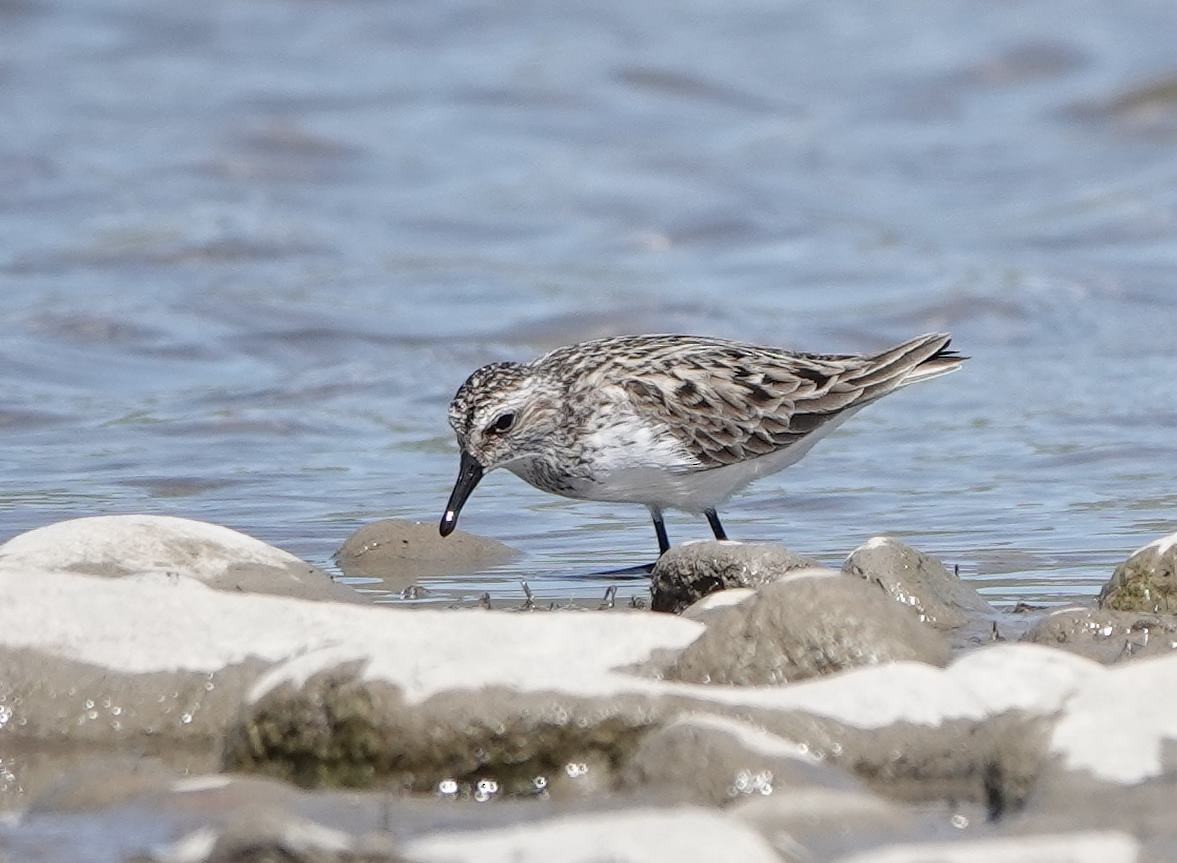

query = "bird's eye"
[487,412,516,434]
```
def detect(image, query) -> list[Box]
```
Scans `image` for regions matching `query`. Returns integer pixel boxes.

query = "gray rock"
[335,519,518,584]
[619,713,863,805]
[1022,607,1177,664]
[842,536,997,644]
[150,811,403,863]
[0,558,1134,819]
[224,670,664,795]
[732,790,916,862]
[0,514,362,603]
[679,588,756,623]
[651,541,823,614]
[1099,534,1177,614]
[665,570,951,686]
[1020,770,1177,863]
[226,633,1083,811]
[1,640,268,751]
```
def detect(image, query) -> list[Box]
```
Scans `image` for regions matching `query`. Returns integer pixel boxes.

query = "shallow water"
[3,0,1177,611]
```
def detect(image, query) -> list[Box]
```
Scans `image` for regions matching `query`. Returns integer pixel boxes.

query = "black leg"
[651,508,670,555]
[705,508,728,541]
[590,509,666,576]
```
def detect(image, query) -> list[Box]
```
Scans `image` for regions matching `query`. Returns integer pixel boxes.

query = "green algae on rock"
[1099,533,1177,614]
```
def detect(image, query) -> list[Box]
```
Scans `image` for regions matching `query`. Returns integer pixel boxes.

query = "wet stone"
[731,789,917,863]
[619,713,863,806]
[1023,767,1177,861]
[650,541,822,614]
[224,667,664,795]
[335,518,518,583]
[0,643,269,748]
[665,570,951,686]
[842,536,997,646]
[1022,607,1177,664]
[1098,533,1177,614]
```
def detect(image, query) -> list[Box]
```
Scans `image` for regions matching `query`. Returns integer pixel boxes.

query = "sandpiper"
[439,332,965,556]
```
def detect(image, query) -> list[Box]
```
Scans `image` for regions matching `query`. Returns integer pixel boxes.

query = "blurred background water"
[2,0,1176,607]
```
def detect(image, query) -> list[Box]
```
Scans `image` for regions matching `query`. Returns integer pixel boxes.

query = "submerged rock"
[335,518,518,583]
[0,514,360,603]
[619,713,863,805]
[1022,607,1177,664]
[665,569,951,686]
[842,536,997,645]
[650,541,822,614]
[1098,533,1177,614]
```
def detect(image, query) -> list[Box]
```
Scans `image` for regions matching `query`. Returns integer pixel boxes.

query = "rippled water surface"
[3,0,1177,609]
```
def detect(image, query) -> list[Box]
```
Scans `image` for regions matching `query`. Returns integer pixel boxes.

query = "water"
[3,0,1177,609]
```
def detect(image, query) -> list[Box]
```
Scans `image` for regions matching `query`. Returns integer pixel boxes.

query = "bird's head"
[439,361,561,536]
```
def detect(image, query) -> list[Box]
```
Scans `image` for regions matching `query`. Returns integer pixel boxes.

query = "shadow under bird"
[439,332,966,558]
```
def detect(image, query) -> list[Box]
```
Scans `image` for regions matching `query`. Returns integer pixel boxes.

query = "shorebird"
[439,332,965,556]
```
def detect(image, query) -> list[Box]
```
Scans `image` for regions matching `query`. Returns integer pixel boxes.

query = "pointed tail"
[849,333,967,401]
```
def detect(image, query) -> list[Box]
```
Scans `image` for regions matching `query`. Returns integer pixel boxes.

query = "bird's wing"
[613,334,956,469]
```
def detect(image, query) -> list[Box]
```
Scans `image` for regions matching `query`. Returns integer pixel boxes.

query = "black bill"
[439,450,484,537]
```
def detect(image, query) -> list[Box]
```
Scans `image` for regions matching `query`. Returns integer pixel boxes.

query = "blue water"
[2,0,1177,608]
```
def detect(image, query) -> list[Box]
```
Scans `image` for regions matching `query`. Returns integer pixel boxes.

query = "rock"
[619,712,863,805]
[0,568,701,763]
[152,811,403,863]
[679,588,756,623]
[1047,652,1177,786]
[404,808,781,863]
[842,537,997,644]
[826,831,1140,863]
[0,514,361,603]
[651,541,822,614]
[665,570,951,686]
[230,636,1083,809]
[1022,607,1177,664]
[335,518,518,584]
[732,789,915,862]
[2,561,1143,816]
[226,658,667,794]
[1099,533,1177,614]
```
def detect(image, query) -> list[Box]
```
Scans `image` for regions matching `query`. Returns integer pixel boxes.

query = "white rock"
[0,566,1111,734]
[1050,652,1177,784]
[950,643,1103,713]
[405,808,781,863]
[654,643,1096,728]
[0,570,704,702]
[832,831,1139,863]
[0,515,305,581]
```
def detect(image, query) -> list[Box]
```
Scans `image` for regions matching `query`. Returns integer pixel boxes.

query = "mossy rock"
[1099,535,1177,614]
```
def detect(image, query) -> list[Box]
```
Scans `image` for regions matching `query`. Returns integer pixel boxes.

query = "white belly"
[568,406,864,513]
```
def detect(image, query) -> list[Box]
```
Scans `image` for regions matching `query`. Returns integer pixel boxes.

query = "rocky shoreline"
[2,515,1176,862]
